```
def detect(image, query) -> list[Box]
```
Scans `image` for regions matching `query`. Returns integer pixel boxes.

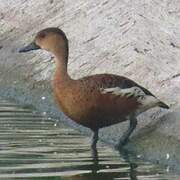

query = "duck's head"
[19,27,69,58]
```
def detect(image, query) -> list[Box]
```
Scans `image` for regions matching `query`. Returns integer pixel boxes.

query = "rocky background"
[0,0,180,171]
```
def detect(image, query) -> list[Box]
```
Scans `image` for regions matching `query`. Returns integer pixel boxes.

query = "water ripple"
[0,98,178,179]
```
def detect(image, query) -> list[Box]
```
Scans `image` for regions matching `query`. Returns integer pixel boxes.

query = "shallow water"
[0,98,179,180]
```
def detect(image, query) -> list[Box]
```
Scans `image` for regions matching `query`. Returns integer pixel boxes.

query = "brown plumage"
[19,27,169,149]
[53,74,141,130]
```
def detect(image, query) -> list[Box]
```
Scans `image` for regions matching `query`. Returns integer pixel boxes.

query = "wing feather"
[80,73,155,97]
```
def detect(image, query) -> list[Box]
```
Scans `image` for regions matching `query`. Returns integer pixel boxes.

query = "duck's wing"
[80,73,169,109]
[80,73,153,95]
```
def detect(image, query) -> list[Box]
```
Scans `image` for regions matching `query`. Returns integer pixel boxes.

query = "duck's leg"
[91,130,99,150]
[91,130,99,159]
[117,116,137,148]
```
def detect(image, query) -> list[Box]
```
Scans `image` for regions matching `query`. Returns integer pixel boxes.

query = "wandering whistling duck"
[19,27,169,149]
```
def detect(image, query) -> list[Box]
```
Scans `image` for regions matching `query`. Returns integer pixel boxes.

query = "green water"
[0,98,179,179]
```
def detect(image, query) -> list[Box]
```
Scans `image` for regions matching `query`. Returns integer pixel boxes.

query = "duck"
[19,27,169,150]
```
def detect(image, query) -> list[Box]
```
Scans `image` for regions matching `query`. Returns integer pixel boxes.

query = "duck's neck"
[53,50,71,83]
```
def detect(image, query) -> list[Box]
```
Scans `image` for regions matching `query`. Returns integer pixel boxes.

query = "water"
[0,98,179,179]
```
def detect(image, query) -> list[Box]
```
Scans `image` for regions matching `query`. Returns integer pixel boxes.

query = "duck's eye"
[39,32,46,39]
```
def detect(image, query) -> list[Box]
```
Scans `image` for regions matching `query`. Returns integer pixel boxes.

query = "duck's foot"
[91,146,99,173]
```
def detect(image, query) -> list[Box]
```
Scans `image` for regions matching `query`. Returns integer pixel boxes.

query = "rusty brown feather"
[19,27,169,150]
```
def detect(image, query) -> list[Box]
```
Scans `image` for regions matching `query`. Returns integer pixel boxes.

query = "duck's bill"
[19,42,40,53]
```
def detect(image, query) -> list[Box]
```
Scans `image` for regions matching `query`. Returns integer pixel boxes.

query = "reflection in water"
[0,98,178,179]
[82,148,139,180]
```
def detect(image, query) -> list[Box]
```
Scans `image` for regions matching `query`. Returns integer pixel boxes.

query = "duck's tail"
[158,101,169,109]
